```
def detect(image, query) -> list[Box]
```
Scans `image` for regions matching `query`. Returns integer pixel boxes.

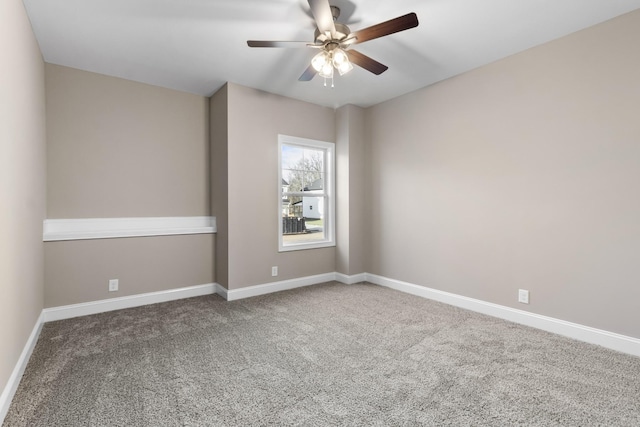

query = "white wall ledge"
[43,216,216,241]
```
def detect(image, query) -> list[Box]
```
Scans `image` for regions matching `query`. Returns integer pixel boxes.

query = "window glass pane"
[280,140,330,248]
[281,145,304,192]
[282,146,324,193]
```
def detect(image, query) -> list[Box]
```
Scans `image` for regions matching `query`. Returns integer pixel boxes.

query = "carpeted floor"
[4,281,640,426]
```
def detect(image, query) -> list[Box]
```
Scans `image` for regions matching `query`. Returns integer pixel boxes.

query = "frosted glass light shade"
[332,48,348,67]
[311,51,329,72]
[337,60,353,76]
[319,62,334,78]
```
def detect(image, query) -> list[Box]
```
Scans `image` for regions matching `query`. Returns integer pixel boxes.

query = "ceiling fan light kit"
[247,0,419,86]
[312,45,353,84]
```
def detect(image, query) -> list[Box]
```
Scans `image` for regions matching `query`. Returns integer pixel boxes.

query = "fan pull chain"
[323,76,335,88]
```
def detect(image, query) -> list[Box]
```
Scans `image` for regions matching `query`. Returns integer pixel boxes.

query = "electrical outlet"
[271,266,278,277]
[109,279,119,292]
[518,289,529,304]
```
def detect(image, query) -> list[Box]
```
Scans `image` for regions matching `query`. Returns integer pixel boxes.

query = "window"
[278,135,335,251]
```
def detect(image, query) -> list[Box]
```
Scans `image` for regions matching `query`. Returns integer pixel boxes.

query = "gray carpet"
[4,282,640,426]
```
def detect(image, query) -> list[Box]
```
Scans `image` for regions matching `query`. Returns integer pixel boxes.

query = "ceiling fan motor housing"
[314,22,351,44]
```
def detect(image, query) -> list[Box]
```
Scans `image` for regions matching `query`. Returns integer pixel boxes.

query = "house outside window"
[278,135,335,251]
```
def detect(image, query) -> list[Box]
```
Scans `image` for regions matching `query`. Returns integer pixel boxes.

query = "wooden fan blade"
[350,12,418,45]
[308,0,336,37]
[299,64,317,81]
[247,41,312,48]
[348,50,388,75]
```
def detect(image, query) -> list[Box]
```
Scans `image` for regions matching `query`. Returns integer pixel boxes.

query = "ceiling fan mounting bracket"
[330,6,340,21]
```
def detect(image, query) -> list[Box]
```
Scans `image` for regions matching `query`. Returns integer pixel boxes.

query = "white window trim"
[278,134,335,252]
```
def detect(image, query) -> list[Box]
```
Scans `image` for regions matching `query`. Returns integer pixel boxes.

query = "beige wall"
[44,235,214,307]
[225,83,336,289]
[336,105,366,276]
[44,65,214,305]
[46,64,210,218]
[366,10,640,338]
[0,0,46,405]
[210,85,229,288]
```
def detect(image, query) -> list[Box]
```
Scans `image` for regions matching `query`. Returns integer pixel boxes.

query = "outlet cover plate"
[109,279,119,292]
[518,289,529,304]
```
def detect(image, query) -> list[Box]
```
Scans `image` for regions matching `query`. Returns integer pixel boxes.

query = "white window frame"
[278,134,335,252]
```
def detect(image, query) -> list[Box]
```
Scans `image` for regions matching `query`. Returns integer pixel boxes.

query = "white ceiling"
[24,0,640,108]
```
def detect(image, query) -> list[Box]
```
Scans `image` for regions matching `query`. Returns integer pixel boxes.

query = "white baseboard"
[335,272,367,285]
[365,273,640,357]
[224,273,336,301]
[43,283,216,322]
[0,312,44,424]
[214,283,228,300]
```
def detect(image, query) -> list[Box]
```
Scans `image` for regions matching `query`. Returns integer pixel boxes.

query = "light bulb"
[311,51,328,72]
[332,48,347,67]
[319,62,334,78]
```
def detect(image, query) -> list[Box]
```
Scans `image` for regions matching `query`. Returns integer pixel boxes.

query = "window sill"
[279,240,335,252]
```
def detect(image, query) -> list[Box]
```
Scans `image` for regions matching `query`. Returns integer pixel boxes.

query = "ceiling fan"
[247,0,419,83]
